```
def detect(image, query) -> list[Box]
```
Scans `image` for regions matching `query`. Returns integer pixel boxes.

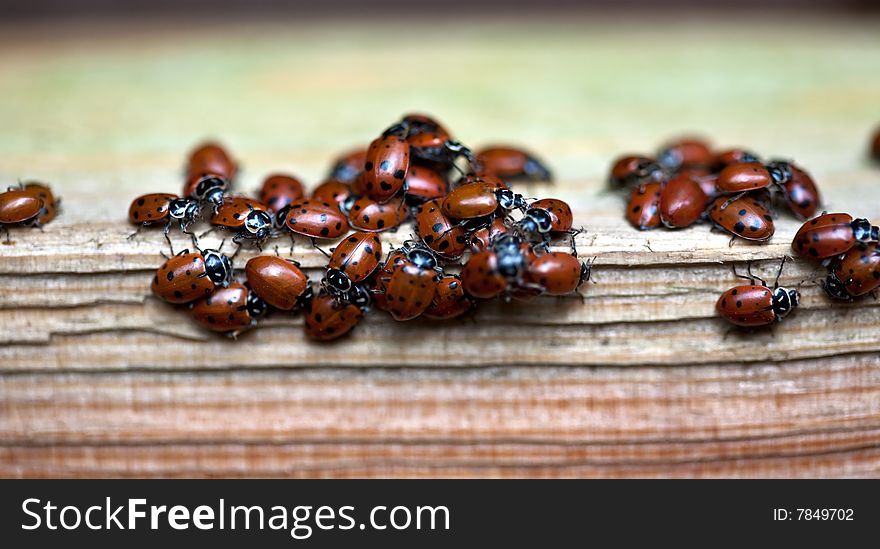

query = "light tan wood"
[1,17,880,477]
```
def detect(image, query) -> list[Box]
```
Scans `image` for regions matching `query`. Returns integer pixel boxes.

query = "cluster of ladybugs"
[134,114,591,340]
[0,182,60,242]
[611,138,820,240]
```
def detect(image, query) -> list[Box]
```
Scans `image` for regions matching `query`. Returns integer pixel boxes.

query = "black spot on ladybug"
[362,215,370,223]
[738,209,746,216]
[379,160,392,172]
[320,213,328,223]
[394,169,405,179]
[320,227,330,237]
[173,290,183,299]
[133,212,140,220]
[734,221,745,233]
[137,198,145,206]
[736,300,743,308]
[423,234,434,244]
[167,271,174,281]
[380,181,393,191]
[731,289,738,295]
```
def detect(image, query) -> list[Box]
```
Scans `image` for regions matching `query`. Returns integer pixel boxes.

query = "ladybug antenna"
[773,256,789,289]
[217,238,226,252]
[311,238,331,258]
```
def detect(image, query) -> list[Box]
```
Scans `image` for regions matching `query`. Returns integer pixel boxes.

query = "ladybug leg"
[199,227,216,239]
[126,224,144,241]
[732,263,756,285]
[2,226,11,245]
[288,234,296,255]
[747,261,768,287]
[311,240,331,258]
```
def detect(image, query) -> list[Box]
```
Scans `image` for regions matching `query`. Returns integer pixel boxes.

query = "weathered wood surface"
[1,17,880,477]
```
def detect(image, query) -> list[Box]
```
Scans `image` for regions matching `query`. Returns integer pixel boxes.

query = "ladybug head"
[496,189,526,211]
[169,198,200,221]
[274,205,291,228]
[822,272,852,301]
[202,250,232,288]
[406,247,437,271]
[657,147,683,172]
[579,261,592,286]
[340,195,357,217]
[766,161,793,185]
[850,218,880,243]
[771,286,799,319]
[245,210,273,239]
[525,207,553,234]
[491,233,522,254]
[348,284,372,309]
[325,268,353,294]
[523,157,552,181]
[245,289,268,319]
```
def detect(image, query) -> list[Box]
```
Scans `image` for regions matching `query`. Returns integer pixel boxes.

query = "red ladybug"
[129,193,201,241]
[151,248,232,304]
[402,113,451,150]
[303,293,364,341]
[608,155,665,189]
[245,255,312,311]
[347,195,409,232]
[715,162,775,193]
[779,163,820,219]
[311,179,353,209]
[381,242,441,321]
[792,212,878,260]
[707,193,775,242]
[369,249,408,312]
[659,173,708,229]
[716,260,799,327]
[21,182,59,225]
[328,148,367,183]
[323,232,383,304]
[527,252,591,296]
[626,182,662,230]
[0,187,44,241]
[190,281,267,337]
[442,181,525,220]
[403,164,448,203]
[414,198,469,259]
[475,146,553,182]
[517,198,574,243]
[424,275,473,320]
[714,148,761,169]
[461,250,506,299]
[469,217,509,253]
[824,242,880,300]
[363,132,410,203]
[210,196,274,247]
[283,199,349,240]
[657,138,713,171]
[183,173,230,209]
[260,174,304,214]
[461,234,535,299]
[187,141,237,180]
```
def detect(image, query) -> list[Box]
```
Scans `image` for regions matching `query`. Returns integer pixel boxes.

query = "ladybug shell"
[384,262,438,321]
[406,129,449,149]
[129,193,175,225]
[304,294,364,341]
[442,181,499,219]
[285,199,349,239]
[0,189,43,224]
[792,212,855,259]
[716,162,772,193]
[329,232,383,283]
[329,148,367,183]
[461,250,506,299]
[182,172,229,199]
[370,250,407,312]
[716,285,776,327]
[211,196,269,229]
[527,252,584,296]
[609,155,661,188]
[245,255,309,310]
[260,174,304,213]
[415,199,468,259]
[23,183,58,225]
[470,217,509,252]
[626,182,662,230]
[530,198,573,233]
[781,164,820,219]
[363,134,410,203]
[151,251,215,304]
[832,243,880,297]
[659,174,708,229]
[403,113,449,136]
[424,275,472,320]
[190,282,254,333]
[708,194,775,241]
[404,164,448,202]
[187,142,236,180]
[347,195,408,232]
[658,138,713,170]
[714,148,760,169]
[311,179,353,208]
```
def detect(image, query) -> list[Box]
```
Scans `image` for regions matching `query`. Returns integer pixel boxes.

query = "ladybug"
[716,260,800,327]
[323,232,384,305]
[151,248,232,304]
[311,179,353,209]
[707,193,775,242]
[659,173,708,229]
[469,217,509,253]
[625,182,662,230]
[779,163,820,219]
[187,141,237,180]
[792,212,878,260]
[129,193,200,236]
[303,293,364,341]
[714,148,761,169]
[383,243,442,321]
[283,199,349,240]
[328,148,367,183]
[210,196,274,247]
[260,174,304,214]
[657,138,714,171]
[368,249,408,313]
[517,198,574,242]
[190,281,267,337]
[21,182,59,225]
[0,187,44,241]
[461,234,535,299]
[401,113,451,150]
[245,255,312,311]
[414,198,469,259]
[403,164,448,203]
[347,195,409,232]
[824,242,880,300]
[441,181,525,220]
[461,250,506,299]
[608,155,665,189]
[424,275,473,320]
[715,162,775,193]
[363,131,410,203]
[527,252,591,296]
[475,146,553,182]
[183,173,230,209]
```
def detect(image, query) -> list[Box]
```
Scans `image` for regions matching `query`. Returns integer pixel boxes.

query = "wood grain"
[1,17,880,477]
